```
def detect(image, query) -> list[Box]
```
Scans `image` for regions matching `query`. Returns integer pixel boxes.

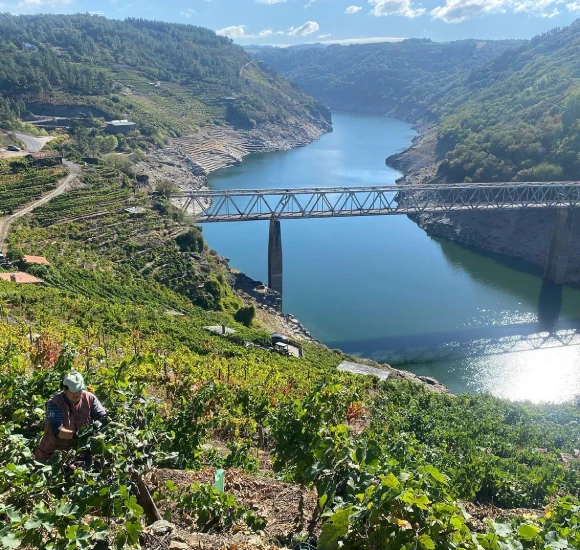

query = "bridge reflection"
[326,278,580,365]
[328,316,580,365]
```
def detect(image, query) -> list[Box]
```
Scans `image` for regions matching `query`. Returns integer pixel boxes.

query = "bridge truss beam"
[176,182,580,223]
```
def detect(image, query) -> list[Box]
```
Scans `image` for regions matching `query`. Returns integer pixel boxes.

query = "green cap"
[62,371,86,393]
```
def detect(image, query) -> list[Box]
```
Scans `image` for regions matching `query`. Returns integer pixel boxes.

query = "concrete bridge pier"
[268,218,283,307]
[545,208,574,284]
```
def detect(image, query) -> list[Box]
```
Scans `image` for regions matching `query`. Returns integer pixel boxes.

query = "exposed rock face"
[173,118,330,176]
[414,209,580,283]
[389,127,580,283]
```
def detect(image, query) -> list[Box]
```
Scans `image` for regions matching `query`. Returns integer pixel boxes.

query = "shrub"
[234,306,255,327]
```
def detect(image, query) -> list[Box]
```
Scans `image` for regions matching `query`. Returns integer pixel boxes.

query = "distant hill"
[252,23,580,183]
[435,22,580,182]
[0,14,330,145]
[251,38,523,121]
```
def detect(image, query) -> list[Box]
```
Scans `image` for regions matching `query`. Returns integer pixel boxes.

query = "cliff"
[388,129,580,283]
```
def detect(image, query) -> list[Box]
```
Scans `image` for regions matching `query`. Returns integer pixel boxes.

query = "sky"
[1,0,580,45]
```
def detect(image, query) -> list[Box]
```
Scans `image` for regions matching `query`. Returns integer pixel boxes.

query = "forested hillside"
[250,39,521,120]
[436,22,580,182]
[0,14,330,142]
[252,22,580,184]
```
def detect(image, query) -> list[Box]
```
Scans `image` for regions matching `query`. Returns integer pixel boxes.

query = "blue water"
[203,112,580,403]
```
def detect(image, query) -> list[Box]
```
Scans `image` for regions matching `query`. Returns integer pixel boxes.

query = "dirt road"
[13,133,55,153]
[0,160,79,253]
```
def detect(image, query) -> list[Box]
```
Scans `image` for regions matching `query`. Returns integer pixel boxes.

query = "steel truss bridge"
[176,181,580,223]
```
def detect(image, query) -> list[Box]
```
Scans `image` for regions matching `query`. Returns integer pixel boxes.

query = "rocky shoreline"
[136,118,330,199]
[387,126,580,284]
[140,116,450,394]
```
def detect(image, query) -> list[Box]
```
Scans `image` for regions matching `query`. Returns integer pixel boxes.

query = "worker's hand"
[93,420,103,431]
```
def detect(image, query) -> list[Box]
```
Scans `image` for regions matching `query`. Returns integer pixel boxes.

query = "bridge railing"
[173,182,580,222]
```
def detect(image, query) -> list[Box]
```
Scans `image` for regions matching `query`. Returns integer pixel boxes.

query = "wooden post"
[132,472,161,525]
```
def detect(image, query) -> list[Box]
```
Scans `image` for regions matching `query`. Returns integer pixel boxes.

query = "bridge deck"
[173,181,580,222]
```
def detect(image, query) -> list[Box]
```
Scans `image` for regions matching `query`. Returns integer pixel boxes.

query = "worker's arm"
[90,396,107,422]
[47,402,75,439]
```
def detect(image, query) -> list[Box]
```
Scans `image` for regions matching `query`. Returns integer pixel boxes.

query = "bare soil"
[144,467,319,550]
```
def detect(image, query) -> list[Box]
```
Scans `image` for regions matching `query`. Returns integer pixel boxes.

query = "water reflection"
[538,279,563,329]
[329,321,580,403]
[327,319,580,362]
[204,112,580,403]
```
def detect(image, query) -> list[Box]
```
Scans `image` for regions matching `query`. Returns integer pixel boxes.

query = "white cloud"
[256,0,287,3]
[288,20,320,35]
[513,0,564,15]
[431,0,580,23]
[431,0,506,22]
[540,7,560,16]
[179,7,195,17]
[258,29,285,36]
[217,21,320,40]
[216,25,248,38]
[318,33,332,37]
[345,5,363,13]
[369,0,426,18]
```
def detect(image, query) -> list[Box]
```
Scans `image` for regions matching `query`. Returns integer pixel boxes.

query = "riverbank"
[386,125,580,284]
[136,118,330,197]
[138,116,450,394]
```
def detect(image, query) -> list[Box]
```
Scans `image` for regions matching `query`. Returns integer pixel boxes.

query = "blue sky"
[1,0,580,45]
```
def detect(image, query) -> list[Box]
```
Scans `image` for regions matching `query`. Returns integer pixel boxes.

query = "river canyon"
[203,112,580,403]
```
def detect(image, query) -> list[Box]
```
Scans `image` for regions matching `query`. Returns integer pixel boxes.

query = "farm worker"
[34,371,107,463]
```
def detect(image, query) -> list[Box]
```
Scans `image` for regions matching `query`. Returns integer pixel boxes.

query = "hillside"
[253,22,580,282]
[1,15,580,549]
[0,14,331,155]
[250,38,522,121]
[434,22,580,183]
[394,22,580,282]
[251,24,580,184]
[0,156,580,547]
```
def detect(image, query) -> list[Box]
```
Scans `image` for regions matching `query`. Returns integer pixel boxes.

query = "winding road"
[0,159,80,254]
[13,133,55,153]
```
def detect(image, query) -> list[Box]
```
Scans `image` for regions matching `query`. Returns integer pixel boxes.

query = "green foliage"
[177,483,266,533]
[100,153,135,176]
[436,23,580,182]
[0,14,330,144]
[175,227,205,254]
[0,163,67,216]
[234,305,255,327]
[269,381,580,550]
[252,39,521,119]
[0,358,175,549]
[155,179,179,200]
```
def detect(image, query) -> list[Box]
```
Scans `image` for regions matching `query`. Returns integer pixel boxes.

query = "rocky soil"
[143,467,319,550]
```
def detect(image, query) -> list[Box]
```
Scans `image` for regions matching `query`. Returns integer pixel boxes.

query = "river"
[203,112,580,403]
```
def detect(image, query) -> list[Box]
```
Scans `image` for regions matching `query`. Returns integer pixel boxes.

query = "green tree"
[234,305,255,327]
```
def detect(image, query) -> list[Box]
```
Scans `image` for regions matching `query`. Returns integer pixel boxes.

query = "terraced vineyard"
[2,162,580,549]
[0,163,67,216]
